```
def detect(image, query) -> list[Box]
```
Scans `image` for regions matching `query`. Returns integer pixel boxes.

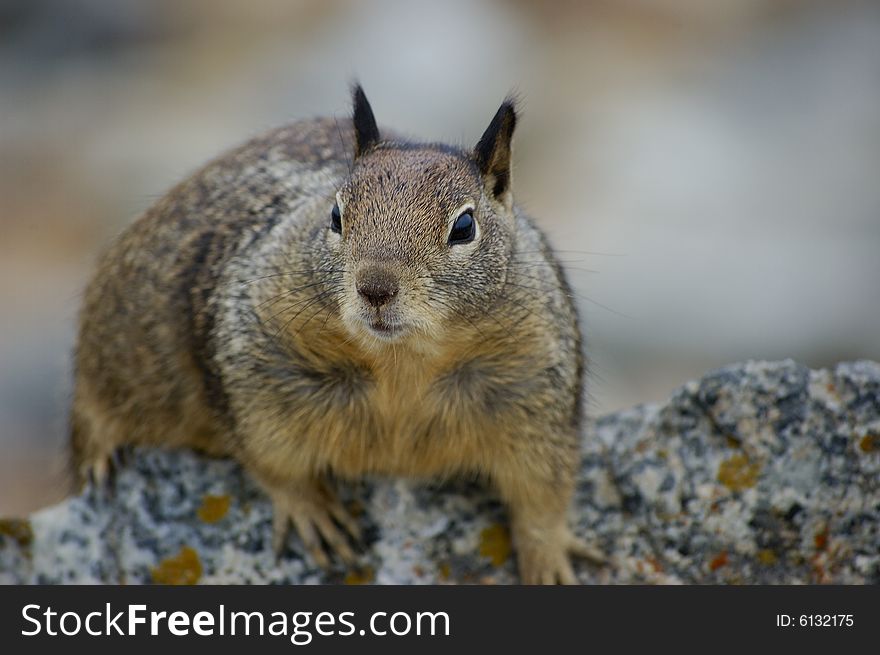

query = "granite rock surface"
[2,360,878,584]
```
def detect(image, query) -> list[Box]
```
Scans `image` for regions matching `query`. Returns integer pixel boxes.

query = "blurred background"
[1,0,878,515]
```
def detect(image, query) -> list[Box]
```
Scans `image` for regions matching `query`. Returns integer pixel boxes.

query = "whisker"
[296,301,336,337]
[235,269,346,285]
[269,284,342,325]
[429,287,520,345]
[429,293,487,340]
[508,260,600,274]
[270,288,341,344]
[513,249,626,257]
[494,289,543,324]
[567,293,633,319]
[255,278,340,314]
[504,279,633,319]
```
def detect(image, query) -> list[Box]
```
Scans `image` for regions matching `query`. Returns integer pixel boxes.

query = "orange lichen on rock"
[196,494,230,523]
[814,527,829,551]
[0,519,33,548]
[756,549,778,565]
[859,434,879,453]
[479,523,511,567]
[344,566,375,585]
[717,453,761,491]
[151,546,203,585]
[646,556,664,573]
[709,551,728,571]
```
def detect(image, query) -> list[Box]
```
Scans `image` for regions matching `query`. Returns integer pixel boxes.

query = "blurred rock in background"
[1,0,878,515]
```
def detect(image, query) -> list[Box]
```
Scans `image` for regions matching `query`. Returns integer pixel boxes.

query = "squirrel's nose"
[356,268,399,309]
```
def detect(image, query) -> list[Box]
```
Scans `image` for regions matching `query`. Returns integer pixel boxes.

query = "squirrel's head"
[327,84,519,349]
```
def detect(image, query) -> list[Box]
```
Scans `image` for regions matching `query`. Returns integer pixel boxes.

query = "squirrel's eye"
[448,211,475,245]
[330,203,342,233]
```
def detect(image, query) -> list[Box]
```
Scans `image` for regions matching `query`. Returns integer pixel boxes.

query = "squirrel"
[70,84,604,584]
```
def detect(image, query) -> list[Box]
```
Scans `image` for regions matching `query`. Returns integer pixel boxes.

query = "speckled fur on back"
[70,86,602,583]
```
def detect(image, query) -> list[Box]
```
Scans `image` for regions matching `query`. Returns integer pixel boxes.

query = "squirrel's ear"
[352,83,380,159]
[474,99,517,205]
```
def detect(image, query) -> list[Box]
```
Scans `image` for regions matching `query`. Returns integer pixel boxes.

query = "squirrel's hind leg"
[493,456,605,584]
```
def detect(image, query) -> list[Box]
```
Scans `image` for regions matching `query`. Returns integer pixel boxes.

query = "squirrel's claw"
[515,527,605,585]
[327,497,362,543]
[78,448,121,494]
[517,542,577,585]
[567,534,606,565]
[268,481,361,569]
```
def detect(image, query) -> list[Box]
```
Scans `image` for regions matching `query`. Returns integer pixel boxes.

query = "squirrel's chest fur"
[223,305,553,482]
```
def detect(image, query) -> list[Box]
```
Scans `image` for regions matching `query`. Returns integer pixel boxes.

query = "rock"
[2,360,879,584]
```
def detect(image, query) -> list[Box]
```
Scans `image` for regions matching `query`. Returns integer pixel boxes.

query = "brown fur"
[71,87,602,583]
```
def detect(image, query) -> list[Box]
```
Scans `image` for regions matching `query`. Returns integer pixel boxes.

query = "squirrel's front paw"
[514,527,605,585]
[77,447,127,491]
[268,480,362,569]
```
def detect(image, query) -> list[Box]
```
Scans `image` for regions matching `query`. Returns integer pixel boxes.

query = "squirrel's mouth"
[367,318,405,339]
[343,295,411,343]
